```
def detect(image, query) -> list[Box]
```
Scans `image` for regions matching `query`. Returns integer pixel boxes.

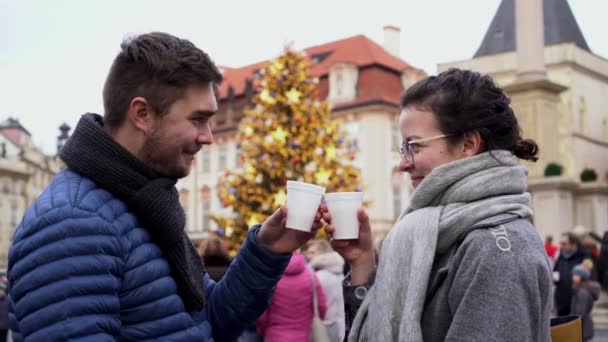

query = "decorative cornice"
[528,176,578,191]
[575,182,608,196]
[527,176,608,195]
[504,77,568,94]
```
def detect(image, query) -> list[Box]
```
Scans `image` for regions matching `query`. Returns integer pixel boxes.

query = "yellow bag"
[550,315,582,342]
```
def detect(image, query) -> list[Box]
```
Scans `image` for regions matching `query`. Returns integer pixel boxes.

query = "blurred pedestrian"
[198,232,232,281]
[554,232,585,316]
[545,235,558,263]
[0,281,8,342]
[309,240,346,341]
[570,263,600,341]
[597,232,608,291]
[257,253,327,341]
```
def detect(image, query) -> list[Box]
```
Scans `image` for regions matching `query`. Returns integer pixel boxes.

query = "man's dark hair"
[400,68,539,161]
[102,32,223,129]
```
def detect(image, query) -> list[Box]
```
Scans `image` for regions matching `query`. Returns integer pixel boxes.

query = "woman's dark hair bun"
[513,139,539,162]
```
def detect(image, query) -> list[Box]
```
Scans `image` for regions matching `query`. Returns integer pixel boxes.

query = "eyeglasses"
[398,134,451,164]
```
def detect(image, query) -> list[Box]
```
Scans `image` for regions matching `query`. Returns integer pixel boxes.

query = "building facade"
[439,0,608,238]
[0,118,64,270]
[178,27,427,241]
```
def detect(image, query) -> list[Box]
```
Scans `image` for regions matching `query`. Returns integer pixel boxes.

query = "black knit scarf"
[60,113,206,311]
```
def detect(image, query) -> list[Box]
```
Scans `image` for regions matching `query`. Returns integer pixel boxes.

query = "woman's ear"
[461,131,483,157]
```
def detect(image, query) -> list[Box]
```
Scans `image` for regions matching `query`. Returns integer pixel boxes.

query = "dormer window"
[329,63,358,104]
[311,51,332,65]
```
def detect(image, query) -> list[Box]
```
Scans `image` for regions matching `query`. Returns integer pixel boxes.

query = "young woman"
[326,68,553,341]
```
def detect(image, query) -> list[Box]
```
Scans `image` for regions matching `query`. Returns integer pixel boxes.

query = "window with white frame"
[392,184,402,219]
[201,186,211,231]
[201,150,211,173]
[218,145,227,170]
[235,146,243,168]
[328,63,358,104]
[10,200,19,227]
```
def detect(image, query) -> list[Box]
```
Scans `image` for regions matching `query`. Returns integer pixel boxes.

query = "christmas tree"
[213,47,362,253]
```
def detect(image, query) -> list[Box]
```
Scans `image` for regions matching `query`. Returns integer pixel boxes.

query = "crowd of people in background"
[546,229,608,341]
[197,225,608,342]
[194,233,361,342]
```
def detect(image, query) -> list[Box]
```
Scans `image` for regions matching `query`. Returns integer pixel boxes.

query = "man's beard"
[140,135,190,179]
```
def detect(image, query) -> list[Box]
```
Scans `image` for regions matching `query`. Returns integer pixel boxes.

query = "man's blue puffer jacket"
[7,170,290,341]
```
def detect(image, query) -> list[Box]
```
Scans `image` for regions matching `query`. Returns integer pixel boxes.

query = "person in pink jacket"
[257,252,327,341]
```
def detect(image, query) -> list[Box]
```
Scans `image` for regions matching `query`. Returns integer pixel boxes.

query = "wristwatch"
[343,271,373,303]
[353,285,368,300]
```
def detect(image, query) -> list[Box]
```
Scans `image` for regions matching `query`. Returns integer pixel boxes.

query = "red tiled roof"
[306,34,410,76]
[219,60,270,99]
[0,128,25,147]
[218,34,413,102]
[339,67,405,109]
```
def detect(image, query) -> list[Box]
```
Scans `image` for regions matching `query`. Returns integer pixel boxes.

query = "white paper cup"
[324,192,364,240]
[286,181,326,232]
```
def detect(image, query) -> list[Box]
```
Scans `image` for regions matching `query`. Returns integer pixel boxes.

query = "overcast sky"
[1,0,606,154]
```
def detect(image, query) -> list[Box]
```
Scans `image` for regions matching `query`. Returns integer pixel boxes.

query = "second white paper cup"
[324,192,364,240]
[286,181,326,232]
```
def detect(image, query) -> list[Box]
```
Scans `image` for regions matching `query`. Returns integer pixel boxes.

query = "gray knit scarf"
[349,151,532,341]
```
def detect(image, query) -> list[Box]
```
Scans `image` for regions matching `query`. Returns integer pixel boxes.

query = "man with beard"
[6,32,324,341]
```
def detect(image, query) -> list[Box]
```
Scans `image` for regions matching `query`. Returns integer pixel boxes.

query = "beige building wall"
[0,142,62,270]
[439,44,608,175]
[439,43,608,236]
[0,159,29,270]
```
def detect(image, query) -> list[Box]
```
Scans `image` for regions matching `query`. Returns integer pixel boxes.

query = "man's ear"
[127,97,155,135]
[461,130,483,157]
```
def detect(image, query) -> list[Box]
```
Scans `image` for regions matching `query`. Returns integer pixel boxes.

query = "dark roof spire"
[474,0,590,58]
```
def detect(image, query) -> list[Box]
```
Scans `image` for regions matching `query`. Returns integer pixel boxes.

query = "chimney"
[515,0,546,82]
[383,25,401,57]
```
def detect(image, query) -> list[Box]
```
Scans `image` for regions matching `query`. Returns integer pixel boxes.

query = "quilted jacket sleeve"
[8,204,126,341]
[205,225,291,342]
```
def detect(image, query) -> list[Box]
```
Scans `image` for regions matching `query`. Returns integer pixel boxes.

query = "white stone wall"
[575,185,608,236]
[439,43,608,238]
